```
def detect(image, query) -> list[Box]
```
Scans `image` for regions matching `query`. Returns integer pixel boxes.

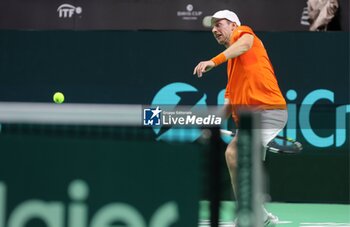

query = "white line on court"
[300,222,350,227]
[198,220,235,227]
[199,220,294,226]
[277,220,293,224]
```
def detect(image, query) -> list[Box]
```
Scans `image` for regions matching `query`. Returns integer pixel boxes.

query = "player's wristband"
[210,53,227,66]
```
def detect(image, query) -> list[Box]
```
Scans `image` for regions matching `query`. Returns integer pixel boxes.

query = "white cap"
[202,10,241,27]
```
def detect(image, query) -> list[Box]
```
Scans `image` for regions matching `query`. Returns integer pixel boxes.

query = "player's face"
[212,19,236,46]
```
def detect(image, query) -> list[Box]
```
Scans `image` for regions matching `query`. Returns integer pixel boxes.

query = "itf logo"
[57,4,82,18]
[143,106,162,126]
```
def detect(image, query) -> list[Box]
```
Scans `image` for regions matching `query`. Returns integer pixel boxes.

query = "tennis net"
[0,102,266,227]
[0,101,227,227]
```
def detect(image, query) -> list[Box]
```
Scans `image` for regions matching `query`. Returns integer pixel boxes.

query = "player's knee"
[225,148,237,164]
[225,140,237,168]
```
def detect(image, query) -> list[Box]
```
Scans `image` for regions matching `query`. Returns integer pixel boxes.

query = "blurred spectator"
[307,0,339,31]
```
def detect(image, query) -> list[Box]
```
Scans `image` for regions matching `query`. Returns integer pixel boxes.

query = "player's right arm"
[221,34,253,60]
[193,60,215,78]
[193,34,253,78]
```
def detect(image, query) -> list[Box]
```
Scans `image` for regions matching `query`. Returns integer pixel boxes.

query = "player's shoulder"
[236,25,254,34]
[232,25,255,42]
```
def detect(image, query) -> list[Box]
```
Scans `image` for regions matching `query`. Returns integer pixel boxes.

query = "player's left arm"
[222,98,232,119]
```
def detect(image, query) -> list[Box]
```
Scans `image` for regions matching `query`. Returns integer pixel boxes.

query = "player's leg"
[224,134,238,196]
[226,125,277,227]
[260,109,288,226]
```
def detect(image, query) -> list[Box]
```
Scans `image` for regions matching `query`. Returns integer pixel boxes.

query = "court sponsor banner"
[0,0,348,31]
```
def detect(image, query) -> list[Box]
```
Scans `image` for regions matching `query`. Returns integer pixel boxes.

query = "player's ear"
[234,22,239,28]
[230,22,237,31]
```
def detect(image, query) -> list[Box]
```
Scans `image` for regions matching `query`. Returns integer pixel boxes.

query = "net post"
[208,126,223,227]
[236,111,264,227]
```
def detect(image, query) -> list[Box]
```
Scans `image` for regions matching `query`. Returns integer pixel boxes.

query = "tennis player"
[193,10,287,226]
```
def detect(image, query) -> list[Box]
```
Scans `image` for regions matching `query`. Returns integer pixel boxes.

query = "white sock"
[262,206,269,221]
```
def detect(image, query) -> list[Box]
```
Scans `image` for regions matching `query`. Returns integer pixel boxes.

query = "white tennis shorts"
[260,109,288,147]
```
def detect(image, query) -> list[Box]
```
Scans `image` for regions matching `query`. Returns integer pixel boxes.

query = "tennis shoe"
[264,213,279,226]
[232,213,278,227]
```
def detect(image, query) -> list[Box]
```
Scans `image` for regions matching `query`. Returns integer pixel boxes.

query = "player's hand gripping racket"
[220,129,303,154]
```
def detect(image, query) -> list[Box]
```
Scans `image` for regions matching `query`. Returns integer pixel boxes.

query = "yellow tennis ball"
[53,92,65,104]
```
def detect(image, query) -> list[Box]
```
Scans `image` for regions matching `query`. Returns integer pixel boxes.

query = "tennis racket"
[220,129,303,154]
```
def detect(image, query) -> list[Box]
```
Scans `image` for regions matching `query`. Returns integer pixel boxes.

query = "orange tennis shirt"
[224,26,286,121]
